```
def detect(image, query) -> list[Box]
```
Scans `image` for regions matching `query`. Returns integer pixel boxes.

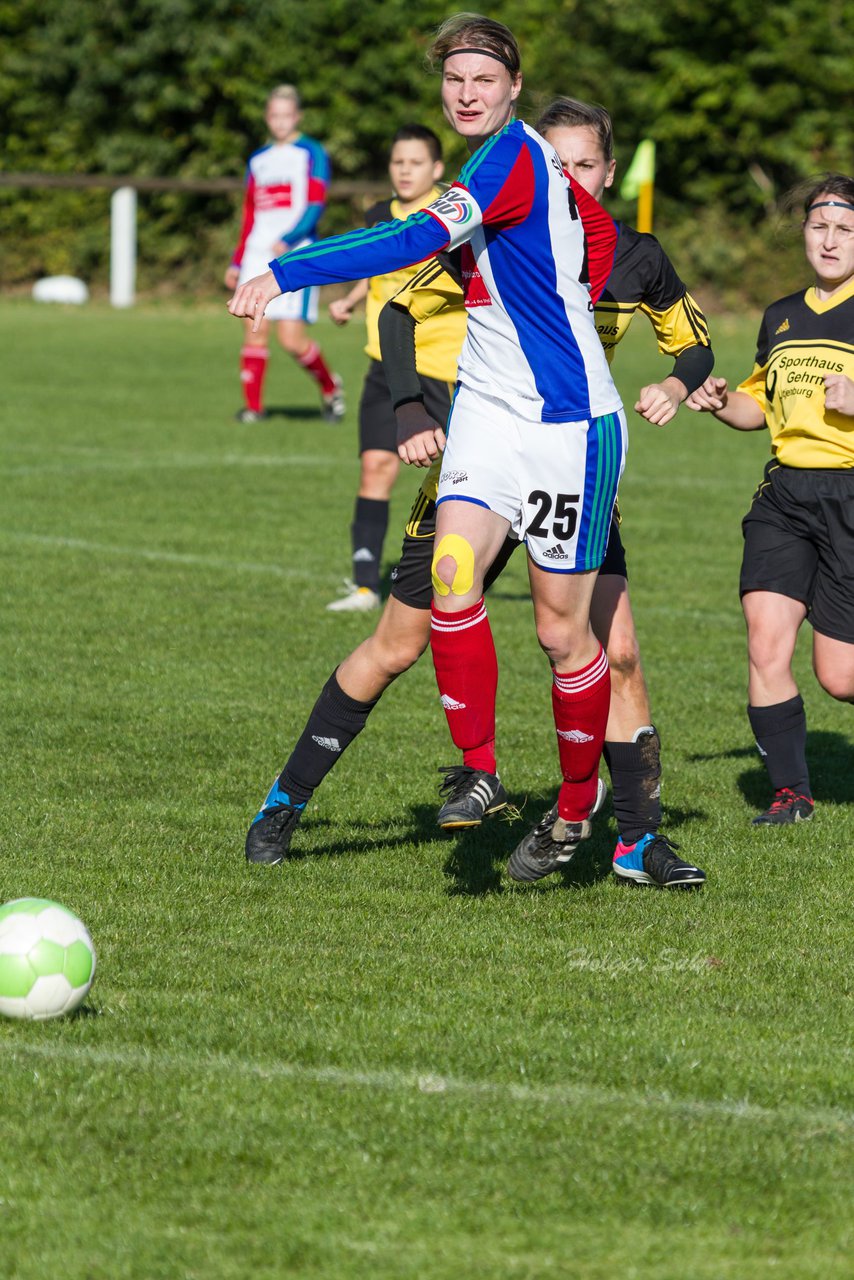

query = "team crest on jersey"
[429,189,475,225]
[775,318,791,334]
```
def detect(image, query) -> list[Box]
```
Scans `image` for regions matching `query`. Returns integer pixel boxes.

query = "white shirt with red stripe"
[231,135,330,269]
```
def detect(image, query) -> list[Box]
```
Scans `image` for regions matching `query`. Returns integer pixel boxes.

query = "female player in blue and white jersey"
[229,15,626,872]
[224,85,344,424]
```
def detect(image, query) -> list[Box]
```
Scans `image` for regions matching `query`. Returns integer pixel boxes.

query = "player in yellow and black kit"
[244,100,714,887]
[326,125,466,612]
[688,173,854,826]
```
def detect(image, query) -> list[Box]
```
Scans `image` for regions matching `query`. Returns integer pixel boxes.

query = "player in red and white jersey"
[229,16,626,877]
[224,85,343,424]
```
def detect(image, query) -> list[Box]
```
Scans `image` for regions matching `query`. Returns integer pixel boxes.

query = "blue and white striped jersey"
[270,119,621,423]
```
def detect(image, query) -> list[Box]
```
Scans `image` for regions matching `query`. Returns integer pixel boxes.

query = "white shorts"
[436,384,627,572]
[239,250,319,324]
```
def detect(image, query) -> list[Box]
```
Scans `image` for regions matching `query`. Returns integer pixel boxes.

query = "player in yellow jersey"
[244,99,713,888]
[325,125,467,612]
[687,173,854,826]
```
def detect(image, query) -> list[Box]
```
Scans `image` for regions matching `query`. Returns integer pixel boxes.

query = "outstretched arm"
[228,209,452,331]
[635,281,715,425]
[685,376,766,430]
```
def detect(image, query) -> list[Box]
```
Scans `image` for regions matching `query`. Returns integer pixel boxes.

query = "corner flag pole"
[620,140,656,234]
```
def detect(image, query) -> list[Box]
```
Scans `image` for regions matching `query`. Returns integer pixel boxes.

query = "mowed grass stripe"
[0,529,305,578]
[1,451,337,477]
[8,1040,854,1130]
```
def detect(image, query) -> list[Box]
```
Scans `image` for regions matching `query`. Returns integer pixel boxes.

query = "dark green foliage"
[1,0,852,299]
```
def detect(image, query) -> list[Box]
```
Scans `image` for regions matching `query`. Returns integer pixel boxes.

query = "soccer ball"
[0,898,96,1021]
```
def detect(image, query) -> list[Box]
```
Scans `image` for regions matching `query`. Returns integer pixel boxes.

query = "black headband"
[808,199,854,214]
[442,46,517,73]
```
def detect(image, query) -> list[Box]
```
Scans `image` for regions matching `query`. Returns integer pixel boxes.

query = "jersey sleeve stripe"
[270,210,450,291]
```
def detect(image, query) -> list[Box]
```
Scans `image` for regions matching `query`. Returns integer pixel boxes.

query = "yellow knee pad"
[432,533,475,597]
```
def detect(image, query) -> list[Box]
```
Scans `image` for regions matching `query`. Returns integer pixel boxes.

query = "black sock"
[747,696,810,795]
[604,727,662,845]
[277,670,379,804]
[351,496,389,591]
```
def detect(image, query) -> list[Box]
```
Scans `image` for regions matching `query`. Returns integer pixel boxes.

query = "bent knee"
[815,670,854,702]
[369,624,430,680]
[605,632,642,683]
[432,534,475,597]
[381,636,429,677]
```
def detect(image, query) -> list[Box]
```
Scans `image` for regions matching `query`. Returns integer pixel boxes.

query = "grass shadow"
[265,404,325,421]
[734,729,854,810]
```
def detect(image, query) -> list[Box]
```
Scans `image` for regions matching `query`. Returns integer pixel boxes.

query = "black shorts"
[741,460,854,643]
[358,360,453,455]
[389,491,628,610]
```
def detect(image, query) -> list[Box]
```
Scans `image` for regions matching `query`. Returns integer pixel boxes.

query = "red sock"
[240,345,268,412]
[297,340,336,395]
[430,598,497,773]
[552,646,610,821]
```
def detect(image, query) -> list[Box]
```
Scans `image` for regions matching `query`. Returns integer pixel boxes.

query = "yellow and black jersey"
[380,223,713,504]
[737,276,854,468]
[383,220,711,389]
[362,191,466,381]
[595,224,711,377]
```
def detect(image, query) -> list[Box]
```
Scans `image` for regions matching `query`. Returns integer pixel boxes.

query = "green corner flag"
[620,139,656,200]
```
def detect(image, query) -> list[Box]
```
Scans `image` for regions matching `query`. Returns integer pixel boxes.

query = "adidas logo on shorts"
[557,729,594,743]
[312,735,342,752]
[440,694,466,711]
[542,543,569,560]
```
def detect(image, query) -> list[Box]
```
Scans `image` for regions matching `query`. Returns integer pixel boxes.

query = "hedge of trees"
[2,0,852,304]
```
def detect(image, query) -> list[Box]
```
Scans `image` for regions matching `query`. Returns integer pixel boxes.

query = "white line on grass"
[0,530,300,578]
[2,452,334,478]
[7,1040,852,1131]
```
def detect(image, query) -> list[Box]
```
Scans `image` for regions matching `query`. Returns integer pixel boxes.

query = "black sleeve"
[377,301,423,409]
[436,247,464,287]
[670,344,715,394]
[640,234,687,310]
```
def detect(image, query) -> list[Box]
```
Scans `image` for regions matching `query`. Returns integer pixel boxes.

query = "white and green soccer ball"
[0,898,96,1021]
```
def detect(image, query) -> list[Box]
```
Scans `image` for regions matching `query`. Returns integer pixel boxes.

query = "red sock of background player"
[430,598,498,774]
[552,645,610,821]
[240,345,268,412]
[297,340,336,396]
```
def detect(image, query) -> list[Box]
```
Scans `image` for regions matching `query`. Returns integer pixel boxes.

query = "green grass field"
[2,299,852,1280]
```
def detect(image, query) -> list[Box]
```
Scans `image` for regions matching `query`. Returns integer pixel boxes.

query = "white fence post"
[110,186,137,308]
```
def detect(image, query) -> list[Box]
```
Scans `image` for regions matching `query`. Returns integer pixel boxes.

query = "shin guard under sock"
[552,647,610,822]
[277,670,379,804]
[747,696,810,795]
[603,727,662,844]
[351,497,389,591]
[430,598,497,774]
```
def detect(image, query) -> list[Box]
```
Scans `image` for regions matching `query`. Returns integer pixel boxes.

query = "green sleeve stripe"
[281,211,435,264]
[458,129,506,186]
